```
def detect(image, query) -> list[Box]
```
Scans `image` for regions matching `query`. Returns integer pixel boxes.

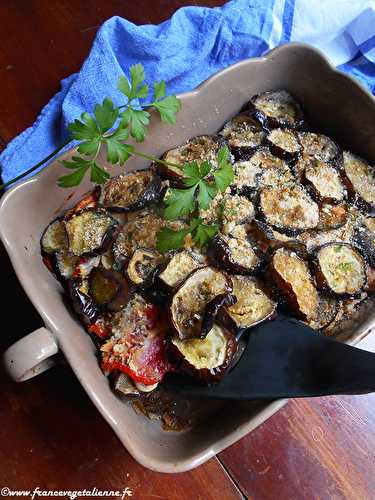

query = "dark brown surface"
[1,1,375,499]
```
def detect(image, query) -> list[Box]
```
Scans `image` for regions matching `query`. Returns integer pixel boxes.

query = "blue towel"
[2,0,375,185]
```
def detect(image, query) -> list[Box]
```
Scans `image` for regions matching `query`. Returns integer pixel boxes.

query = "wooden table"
[1,2,375,499]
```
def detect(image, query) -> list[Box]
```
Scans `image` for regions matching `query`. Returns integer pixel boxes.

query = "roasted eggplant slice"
[218,276,276,333]
[100,170,162,212]
[127,248,163,286]
[266,128,301,160]
[259,184,319,235]
[101,296,170,386]
[220,194,255,233]
[270,248,319,320]
[232,148,293,197]
[41,218,68,254]
[353,216,375,267]
[170,324,237,382]
[312,243,367,297]
[342,151,375,210]
[317,203,348,230]
[89,266,129,311]
[64,208,118,257]
[249,90,304,130]
[54,252,79,280]
[303,158,346,203]
[208,232,262,275]
[219,113,266,160]
[158,250,204,289]
[156,135,224,183]
[113,210,186,265]
[298,132,341,163]
[170,267,232,340]
[305,297,339,331]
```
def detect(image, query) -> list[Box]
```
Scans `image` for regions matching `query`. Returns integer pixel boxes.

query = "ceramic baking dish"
[2,43,375,473]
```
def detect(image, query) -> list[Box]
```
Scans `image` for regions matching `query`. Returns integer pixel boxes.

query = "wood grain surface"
[1,2,375,499]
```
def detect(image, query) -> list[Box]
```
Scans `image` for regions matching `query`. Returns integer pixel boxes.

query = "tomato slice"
[88,321,110,339]
[101,298,171,386]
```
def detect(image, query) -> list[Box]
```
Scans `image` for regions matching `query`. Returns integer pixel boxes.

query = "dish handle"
[2,327,58,382]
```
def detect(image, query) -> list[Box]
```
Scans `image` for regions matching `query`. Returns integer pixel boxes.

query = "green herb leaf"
[105,125,134,165]
[213,146,234,192]
[199,160,212,178]
[61,156,92,170]
[117,64,148,102]
[156,226,190,253]
[121,108,150,142]
[334,245,342,253]
[130,64,146,97]
[153,80,166,101]
[338,262,353,272]
[94,98,119,133]
[68,112,100,142]
[193,221,219,247]
[58,157,91,187]
[117,76,132,99]
[77,139,100,156]
[182,161,201,186]
[153,95,182,124]
[90,162,110,184]
[197,180,217,210]
[164,186,197,220]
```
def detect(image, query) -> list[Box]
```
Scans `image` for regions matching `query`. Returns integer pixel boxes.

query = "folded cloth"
[2,0,375,185]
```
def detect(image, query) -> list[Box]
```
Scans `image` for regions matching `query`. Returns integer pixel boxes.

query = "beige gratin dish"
[1,43,375,472]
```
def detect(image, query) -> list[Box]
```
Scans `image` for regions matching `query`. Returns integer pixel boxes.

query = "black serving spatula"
[163,315,375,400]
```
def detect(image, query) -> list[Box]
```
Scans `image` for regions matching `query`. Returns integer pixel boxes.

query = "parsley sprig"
[1,64,182,190]
[156,146,234,251]
[1,64,234,251]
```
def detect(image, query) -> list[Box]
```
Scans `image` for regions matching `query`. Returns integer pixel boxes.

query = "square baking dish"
[1,43,375,472]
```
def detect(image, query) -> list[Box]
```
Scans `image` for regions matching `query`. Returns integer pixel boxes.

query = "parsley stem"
[0,139,72,190]
[131,149,183,170]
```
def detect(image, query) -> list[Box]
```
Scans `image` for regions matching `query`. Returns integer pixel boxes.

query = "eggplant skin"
[64,208,119,258]
[201,293,237,338]
[341,151,375,211]
[69,279,100,325]
[207,233,264,275]
[312,242,367,298]
[269,248,320,321]
[100,170,162,212]
[168,325,237,383]
[248,220,307,257]
[248,90,304,130]
[298,132,342,165]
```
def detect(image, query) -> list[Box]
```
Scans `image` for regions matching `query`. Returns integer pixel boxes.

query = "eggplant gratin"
[41,89,375,429]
